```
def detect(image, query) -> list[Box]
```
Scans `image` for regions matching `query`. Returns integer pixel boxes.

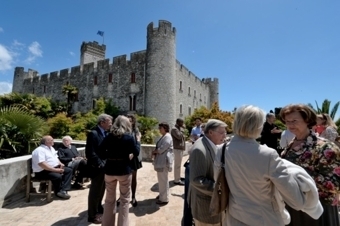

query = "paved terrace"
[0,155,189,226]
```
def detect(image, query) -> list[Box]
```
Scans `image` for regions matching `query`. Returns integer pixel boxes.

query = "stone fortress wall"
[12,20,219,124]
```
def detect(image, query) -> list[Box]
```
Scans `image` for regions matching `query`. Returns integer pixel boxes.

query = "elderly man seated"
[57,136,87,189]
[32,135,72,199]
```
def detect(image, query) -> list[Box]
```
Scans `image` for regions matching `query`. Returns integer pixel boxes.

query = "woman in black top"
[98,115,140,226]
[127,114,142,207]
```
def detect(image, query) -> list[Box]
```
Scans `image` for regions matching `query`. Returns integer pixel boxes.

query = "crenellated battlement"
[80,41,106,52]
[147,20,176,36]
[97,59,110,70]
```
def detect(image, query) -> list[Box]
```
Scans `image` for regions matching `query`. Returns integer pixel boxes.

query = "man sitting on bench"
[32,135,73,199]
[58,135,87,189]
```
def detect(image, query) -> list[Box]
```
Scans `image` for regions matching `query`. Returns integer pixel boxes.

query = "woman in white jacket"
[152,122,173,205]
[215,105,322,226]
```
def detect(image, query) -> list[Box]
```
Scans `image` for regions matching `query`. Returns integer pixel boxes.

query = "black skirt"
[286,203,339,226]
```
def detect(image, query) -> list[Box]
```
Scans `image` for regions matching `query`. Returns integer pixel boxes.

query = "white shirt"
[32,145,60,172]
[280,130,295,148]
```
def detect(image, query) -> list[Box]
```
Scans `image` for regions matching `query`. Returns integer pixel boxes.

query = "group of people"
[30,103,340,226]
[183,104,340,226]
[31,135,87,199]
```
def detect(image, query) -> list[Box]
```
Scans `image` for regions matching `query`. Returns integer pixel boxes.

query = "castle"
[12,20,219,125]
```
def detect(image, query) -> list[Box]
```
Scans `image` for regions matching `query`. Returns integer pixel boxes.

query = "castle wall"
[16,50,147,114]
[175,60,213,118]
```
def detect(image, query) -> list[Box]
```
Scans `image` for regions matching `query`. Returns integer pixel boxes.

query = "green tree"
[307,99,340,120]
[47,113,73,139]
[62,84,78,116]
[93,97,106,115]
[185,102,234,134]
[0,92,53,118]
[0,106,48,158]
[137,115,159,144]
[104,99,120,119]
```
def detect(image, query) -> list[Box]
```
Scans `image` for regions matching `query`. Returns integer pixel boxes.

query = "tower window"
[94,76,98,85]
[188,87,191,96]
[200,93,202,101]
[74,92,79,101]
[194,90,196,98]
[129,95,136,111]
[108,73,112,83]
[188,107,192,115]
[180,104,183,114]
[92,99,97,109]
[32,87,35,94]
[179,81,182,91]
[131,73,136,83]
[43,85,46,93]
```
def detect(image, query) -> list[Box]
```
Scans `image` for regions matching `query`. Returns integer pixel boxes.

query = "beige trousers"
[194,219,220,226]
[102,174,132,226]
[173,149,183,182]
[157,169,169,202]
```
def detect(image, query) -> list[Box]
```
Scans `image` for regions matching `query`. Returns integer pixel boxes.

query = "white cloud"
[0,27,3,33]
[28,41,42,57]
[69,51,75,56]
[0,82,12,95]
[0,44,13,71]
[12,40,25,49]
[24,41,42,64]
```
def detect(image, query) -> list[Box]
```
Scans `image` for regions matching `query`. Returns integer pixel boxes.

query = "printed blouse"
[282,130,340,206]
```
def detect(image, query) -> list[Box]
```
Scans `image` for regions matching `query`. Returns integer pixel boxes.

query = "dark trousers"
[69,159,87,184]
[88,168,105,219]
[34,166,72,194]
[182,162,193,226]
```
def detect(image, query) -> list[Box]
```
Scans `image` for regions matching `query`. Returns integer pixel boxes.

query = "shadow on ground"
[50,210,89,226]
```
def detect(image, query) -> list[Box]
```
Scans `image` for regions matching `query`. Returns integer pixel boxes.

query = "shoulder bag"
[209,143,229,216]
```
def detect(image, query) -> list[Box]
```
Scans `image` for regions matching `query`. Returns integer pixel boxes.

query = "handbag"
[209,143,229,216]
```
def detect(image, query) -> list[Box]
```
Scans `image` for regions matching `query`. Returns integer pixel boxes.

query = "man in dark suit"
[57,135,87,189]
[188,119,227,226]
[86,114,112,224]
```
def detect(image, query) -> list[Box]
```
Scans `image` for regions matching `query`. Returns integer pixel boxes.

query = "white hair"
[233,105,265,139]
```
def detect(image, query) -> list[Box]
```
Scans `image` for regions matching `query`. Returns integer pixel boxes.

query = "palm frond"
[330,101,340,120]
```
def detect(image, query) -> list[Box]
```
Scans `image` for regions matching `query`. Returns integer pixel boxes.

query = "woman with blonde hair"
[316,113,338,142]
[215,105,322,226]
[98,115,141,226]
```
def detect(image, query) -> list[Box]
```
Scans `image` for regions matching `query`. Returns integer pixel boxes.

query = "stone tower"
[12,67,37,93]
[145,20,177,125]
[205,78,219,107]
[80,41,106,67]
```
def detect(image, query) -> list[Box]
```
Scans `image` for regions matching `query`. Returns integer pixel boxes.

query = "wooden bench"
[26,158,52,202]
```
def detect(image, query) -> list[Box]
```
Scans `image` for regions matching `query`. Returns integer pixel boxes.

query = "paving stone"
[0,156,189,226]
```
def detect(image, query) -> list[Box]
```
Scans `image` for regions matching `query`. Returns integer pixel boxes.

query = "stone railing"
[0,142,192,207]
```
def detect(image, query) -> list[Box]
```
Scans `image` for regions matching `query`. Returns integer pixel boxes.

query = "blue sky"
[0,0,339,116]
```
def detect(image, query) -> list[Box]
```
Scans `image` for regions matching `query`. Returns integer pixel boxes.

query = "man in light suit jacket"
[188,119,227,226]
[86,114,112,224]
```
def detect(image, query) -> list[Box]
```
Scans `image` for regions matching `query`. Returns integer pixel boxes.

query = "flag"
[97,30,104,36]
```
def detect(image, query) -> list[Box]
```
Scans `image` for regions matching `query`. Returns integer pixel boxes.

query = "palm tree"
[0,106,47,157]
[307,99,340,120]
[62,84,78,116]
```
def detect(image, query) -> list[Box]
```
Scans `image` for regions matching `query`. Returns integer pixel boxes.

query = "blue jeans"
[181,162,193,226]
